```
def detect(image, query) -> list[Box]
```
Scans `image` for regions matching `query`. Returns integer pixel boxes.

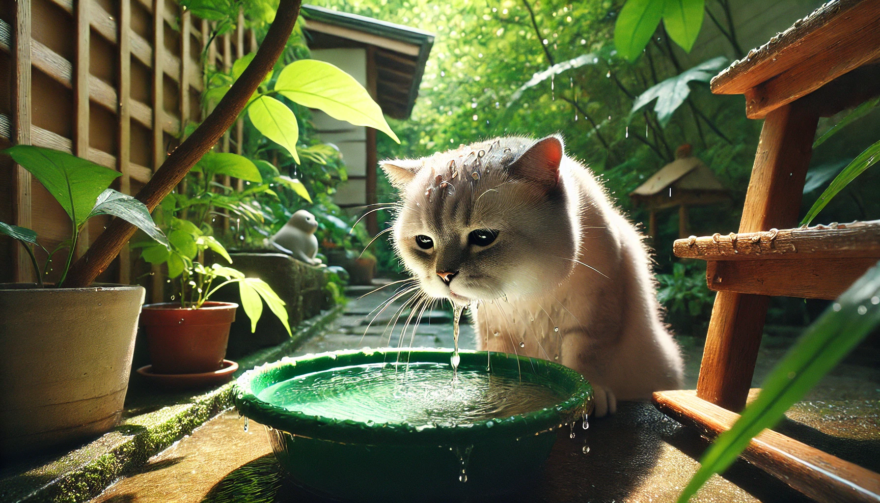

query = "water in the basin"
[257,362,565,425]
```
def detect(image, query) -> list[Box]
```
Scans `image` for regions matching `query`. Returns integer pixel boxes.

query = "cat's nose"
[437,270,458,285]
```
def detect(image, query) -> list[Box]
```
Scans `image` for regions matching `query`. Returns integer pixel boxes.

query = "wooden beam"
[653,390,880,503]
[13,0,33,283]
[711,0,880,96]
[117,0,132,284]
[130,31,153,69]
[305,20,421,56]
[152,0,164,171]
[150,0,164,301]
[698,101,819,412]
[74,0,90,260]
[366,46,378,235]
[674,220,880,261]
[707,257,878,300]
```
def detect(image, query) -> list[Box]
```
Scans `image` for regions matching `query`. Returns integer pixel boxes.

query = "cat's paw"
[591,384,617,418]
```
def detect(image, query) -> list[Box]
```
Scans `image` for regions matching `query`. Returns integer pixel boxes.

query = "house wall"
[0,0,254,292]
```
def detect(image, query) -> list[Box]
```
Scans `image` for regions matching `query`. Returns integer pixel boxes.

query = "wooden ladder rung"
[653,390,880,503]
[673,220,880,261]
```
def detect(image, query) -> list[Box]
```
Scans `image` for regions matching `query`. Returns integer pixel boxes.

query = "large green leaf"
[275,175,312,203]
[169,229,198,260]
[813,97,880,149]
[140,242,171,264]
[238,279,264,333]
[508,53,601,105]
[211,263,245,279]
[3,145,121,228]
[197,235,232,263]
[196,152,263,183]
[275,60,400,143]
[248,96,301,164]
[247,277,291,336]
[614,0,664,62]
[801,139,880,226]
[0,221,38,245]
[677,260,880,502]
[253,159,281,179]
[663,0,704,53]
[88,189,169,247]
[167,252,186,278]
[630,57,727,127]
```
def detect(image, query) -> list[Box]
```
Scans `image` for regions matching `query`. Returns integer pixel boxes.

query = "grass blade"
[801,139,880,226]
[678,260,880,502]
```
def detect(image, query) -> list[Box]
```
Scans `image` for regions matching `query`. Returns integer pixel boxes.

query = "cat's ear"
[381,159,423,190]
[507,135,564,187]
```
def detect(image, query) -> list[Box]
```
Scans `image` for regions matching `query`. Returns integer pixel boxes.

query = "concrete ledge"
[0,304,344,503]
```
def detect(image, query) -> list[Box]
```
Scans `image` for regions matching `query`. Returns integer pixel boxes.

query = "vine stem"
[64,0,303,288]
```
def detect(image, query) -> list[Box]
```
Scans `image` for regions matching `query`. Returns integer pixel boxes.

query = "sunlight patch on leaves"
[614,0,664,62]
[248,96,301,163]
[630,57,727,127]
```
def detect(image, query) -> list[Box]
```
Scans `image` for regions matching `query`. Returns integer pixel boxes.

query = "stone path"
[89,283,880,503]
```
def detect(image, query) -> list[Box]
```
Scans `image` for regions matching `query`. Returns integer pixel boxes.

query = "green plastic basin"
[233,348,593,502]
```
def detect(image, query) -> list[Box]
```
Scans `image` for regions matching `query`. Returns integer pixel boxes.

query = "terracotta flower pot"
[0,284,145,457]
[140,302,238,374]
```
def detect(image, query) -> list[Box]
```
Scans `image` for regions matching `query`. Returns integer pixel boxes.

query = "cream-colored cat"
[382,136,683,417]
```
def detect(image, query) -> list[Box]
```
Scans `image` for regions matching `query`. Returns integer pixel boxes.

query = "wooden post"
[221,32,232,235]
[697,100,819,411]
[12,0,33,283]
[678,204,689,239]
[117,0,132,284]
[74,0,90,259]
[151,0,165,302]
[235,8,245,192]
[365,46,379,235]
[648,210,657,243]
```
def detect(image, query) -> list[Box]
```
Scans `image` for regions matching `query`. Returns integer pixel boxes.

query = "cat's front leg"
[561,333,617,417]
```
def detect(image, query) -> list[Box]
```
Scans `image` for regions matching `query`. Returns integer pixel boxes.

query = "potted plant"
[0,146,169,456]
[135,207,290,385]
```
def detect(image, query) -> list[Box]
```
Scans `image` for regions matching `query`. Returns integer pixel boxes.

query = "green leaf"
[801,139,880,226]
[197,235,232,263]
[232,53,256,80]
[3,145,121,228]
[678,260,880,502]
[141,243,171,264]
[181,0,234,21]
[247,277,291,336]
[614,0,664,62]
[275,175,312,203]
[253,159,281,179]
[196,152,263,183]
[211,263,245,279]
[663,0,704,53]
[238,279,263,333]
[0,221,38,244]
[167,252,186,278]
[88,189,169,247]
[803,160,848,194]
[275,60,400,143]
[508,53,601,105]
[813,97,880,149]
[630,57,727,127]
[169,229,198,259]
[248,96,301,163]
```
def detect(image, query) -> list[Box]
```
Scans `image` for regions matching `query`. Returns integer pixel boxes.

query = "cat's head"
[382,136,578,305]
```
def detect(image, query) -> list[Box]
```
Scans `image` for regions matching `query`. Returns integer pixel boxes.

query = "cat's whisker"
[358,227,394,259]
[403,296,433,378]
[557,256,609,279]
[348,205,400,233]
[395,292,429,371]
[357,278,416,301]
[381,291,423,350]
[360,286,420,345]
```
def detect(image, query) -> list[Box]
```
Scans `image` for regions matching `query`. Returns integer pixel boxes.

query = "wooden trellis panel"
[0,0,254,290]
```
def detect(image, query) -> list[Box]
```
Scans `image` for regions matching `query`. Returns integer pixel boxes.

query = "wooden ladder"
[651,1,880,501]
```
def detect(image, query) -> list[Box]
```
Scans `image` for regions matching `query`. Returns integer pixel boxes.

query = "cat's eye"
[415,235,434,250]
[468,229,498,247]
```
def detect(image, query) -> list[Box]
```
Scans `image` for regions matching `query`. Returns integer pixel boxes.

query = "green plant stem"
[56,224,79,287]
[20,242,44,288]
[205,279,238,303]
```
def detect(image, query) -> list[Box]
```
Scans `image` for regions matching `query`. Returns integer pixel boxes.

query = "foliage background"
[301,0,880,336]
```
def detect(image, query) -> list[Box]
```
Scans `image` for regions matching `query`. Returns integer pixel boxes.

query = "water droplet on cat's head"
[445,183,456,196]
[554,326,559,332]
[425,187,434,202]
[493,331,500,337]
[471,171,481,181]
[435,174,443,185]
[519,341,525,348]
[477,149,485,158]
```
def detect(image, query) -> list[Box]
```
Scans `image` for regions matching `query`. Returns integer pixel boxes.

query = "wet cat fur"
[382,136,683,416]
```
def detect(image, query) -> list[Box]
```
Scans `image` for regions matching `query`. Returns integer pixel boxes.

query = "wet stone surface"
[88,284,880,502]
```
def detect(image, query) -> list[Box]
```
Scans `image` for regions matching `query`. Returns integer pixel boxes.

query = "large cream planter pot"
[0,284,145,456]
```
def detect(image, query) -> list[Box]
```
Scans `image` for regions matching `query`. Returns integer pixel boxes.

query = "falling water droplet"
[244,417,249,432]
[626,127,629,138]
[582,445,590,454]
[170,295,175,300]
[179,318,184,324]
[459,474,468,483]
[551,74,555,101]
[858,305,867,315]
[583,415,589,429]
[554,355,559,360]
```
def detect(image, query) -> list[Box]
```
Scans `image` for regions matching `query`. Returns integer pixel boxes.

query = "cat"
[269,210,323,266]
[381,135,683,417]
